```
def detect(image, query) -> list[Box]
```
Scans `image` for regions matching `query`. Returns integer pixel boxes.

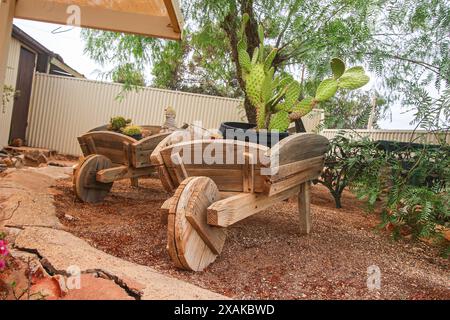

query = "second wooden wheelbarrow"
[152,133,330,271]
[74,126,171,203]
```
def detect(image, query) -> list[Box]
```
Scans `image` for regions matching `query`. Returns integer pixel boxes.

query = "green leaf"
[258,24,265,45]
[293,97,314,113]
[261,68,275,103]
[315,79,338,101]
[238,49,252,72]
[338,67,370,89]
[285,80,301,106]
[252,48,259,65]
[269,111,290,132]
[331,58,346,79]
[264,48,278,72]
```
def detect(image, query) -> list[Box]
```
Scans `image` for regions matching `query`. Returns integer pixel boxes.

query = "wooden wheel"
[167,177,227,271]
[74,155,113,203]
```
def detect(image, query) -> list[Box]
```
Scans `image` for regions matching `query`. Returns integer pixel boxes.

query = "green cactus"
[108,116,132,132]
[121,125,142,137]
[238,14,370,132]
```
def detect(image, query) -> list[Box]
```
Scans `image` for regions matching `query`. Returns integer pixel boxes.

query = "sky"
[13,18,417,130]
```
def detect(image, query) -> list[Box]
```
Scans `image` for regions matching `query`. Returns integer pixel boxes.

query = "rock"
[64,214,75,221]
[15,227,229,300]
[1,158,13,167]
[63,275,134,300]
[10,138,24,148]
[30,277,63,300]
[37,153,48,165]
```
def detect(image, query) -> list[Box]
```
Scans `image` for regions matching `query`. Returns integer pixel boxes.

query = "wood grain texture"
[207,185,300,227]
[166,177,226,271]
[74,155,113,203]
[269,133,329,166]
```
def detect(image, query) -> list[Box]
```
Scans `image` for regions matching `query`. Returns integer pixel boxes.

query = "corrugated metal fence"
[27,73,324,156]
[322,129,449,145]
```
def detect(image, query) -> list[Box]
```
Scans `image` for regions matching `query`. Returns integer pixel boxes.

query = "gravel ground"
[53,177,449,300]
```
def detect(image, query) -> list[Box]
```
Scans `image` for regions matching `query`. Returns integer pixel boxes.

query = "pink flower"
[0,240,8,256]
[0,260,5,270]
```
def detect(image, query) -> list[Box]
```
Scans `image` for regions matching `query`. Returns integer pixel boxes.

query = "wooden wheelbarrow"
[73,126,172,203]
[151,133,330,271]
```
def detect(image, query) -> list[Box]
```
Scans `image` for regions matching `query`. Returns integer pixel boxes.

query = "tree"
[111,63,146,87]
[322,91,387,129]
[81,0,449,127]
[82,0,378,123]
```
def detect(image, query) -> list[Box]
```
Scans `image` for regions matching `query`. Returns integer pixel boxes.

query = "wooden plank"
[150,133,177,192]
[15,0,182,41]
[123,142,132,166]
[132,132,171,168]
[130,178,139,188]
[171,152,189,184]
[298,182,311,235]
[269,133,329,166]
[243,152,255,193]
[207,185,300,227]
[96,166,155,183]
[270,156,325,181]
[86,136,97,154]
[266,165,323,197]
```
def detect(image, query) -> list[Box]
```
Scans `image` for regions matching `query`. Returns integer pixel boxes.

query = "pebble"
[64,214,76,221]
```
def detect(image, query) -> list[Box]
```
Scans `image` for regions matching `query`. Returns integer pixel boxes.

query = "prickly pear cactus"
[237,14,370,133]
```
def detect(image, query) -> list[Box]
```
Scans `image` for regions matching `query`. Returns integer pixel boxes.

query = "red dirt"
[53,178,449,300]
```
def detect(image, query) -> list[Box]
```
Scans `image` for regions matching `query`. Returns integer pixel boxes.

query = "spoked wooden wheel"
[74,155,113,203]
[167,177,227,271]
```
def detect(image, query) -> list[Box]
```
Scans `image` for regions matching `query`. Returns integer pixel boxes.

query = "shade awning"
[14,0,183,40]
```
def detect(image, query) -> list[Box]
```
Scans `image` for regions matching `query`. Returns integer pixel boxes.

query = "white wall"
[26,74,325,156]
[0,36,20,146]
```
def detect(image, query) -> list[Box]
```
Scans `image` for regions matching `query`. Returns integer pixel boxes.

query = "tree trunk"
[333,192,343,209]
[222,0,260,124]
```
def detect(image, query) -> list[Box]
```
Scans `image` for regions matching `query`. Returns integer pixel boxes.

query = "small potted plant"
[108,116,132,132]
[220,14,370,147]
[121,125,143,140]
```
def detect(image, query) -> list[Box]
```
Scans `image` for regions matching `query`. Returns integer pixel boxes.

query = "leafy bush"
[353,143,449,241]
[315,134,382,208]
[319,134,449,252]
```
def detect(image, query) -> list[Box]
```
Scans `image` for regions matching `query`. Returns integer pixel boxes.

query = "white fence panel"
[322,129,449,144]
[26,74,325,156]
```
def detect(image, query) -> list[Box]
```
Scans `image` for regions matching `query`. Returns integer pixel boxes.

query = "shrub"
[315,134,382,208]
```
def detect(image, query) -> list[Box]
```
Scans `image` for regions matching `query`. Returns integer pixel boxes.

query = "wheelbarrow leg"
[298,181,311,235]
[130,177,139,188]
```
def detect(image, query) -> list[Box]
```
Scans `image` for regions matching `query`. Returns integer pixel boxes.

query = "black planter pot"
[219,122,289,148]
[129,133,143,141]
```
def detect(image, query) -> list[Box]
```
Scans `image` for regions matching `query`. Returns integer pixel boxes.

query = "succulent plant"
[108,116,132,132]
[238,14,370,132]
[121,125,143,137]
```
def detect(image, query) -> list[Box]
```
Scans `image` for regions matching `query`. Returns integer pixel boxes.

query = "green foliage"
[237,15,370,131]
[108,116,131,132]
[319,134,449,252]
[121,125,143,137]
[322,91,388,129]
[316,134,381,208]
[112,64,146,87]
[80,0,449,126]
